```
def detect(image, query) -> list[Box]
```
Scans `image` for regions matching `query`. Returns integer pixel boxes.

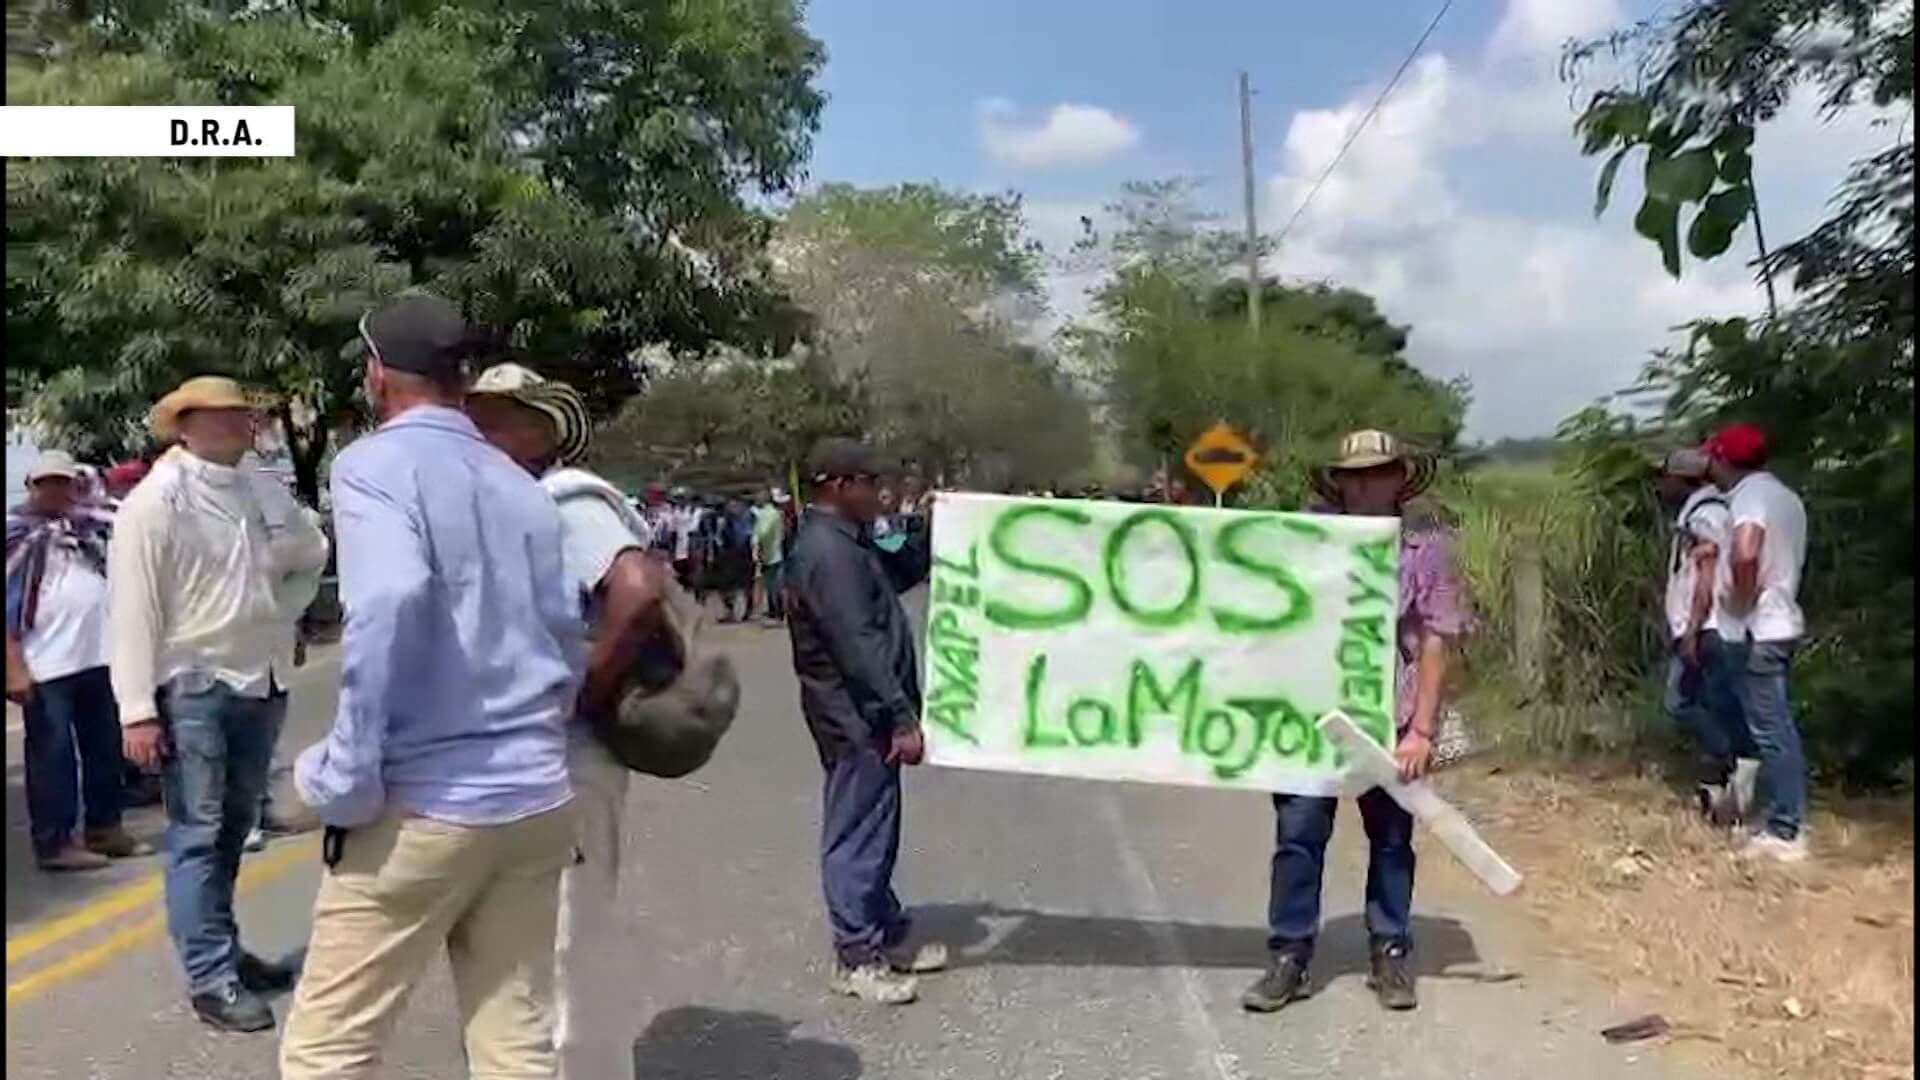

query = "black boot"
[1367,941,1418,1011]
[237,950,298,994]
[1240,952,1312,1013]
[191,983,275,1032]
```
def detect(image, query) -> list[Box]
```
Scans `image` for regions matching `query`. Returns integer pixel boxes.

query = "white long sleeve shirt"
[108,447,329,725]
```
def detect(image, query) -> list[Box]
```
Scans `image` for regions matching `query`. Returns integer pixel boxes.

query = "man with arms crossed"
[281,296,584,1077]
[110,377,329,1031]
[467,361,670,1080]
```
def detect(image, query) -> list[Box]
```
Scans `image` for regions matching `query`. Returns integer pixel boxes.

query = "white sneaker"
[1697,783,1732,824]
[828,962,918,1005]
[1736,831,1809,865]
[243,827,267,852]
[1730,758,1761,822]
[887,941,950,974]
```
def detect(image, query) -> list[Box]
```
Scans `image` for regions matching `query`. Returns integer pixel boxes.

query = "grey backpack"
[545,469,741,778]
[593,574,741,778]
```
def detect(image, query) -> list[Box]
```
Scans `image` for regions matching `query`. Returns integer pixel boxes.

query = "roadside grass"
[1439,464,1912,1077]
[1437,762,1914,1080]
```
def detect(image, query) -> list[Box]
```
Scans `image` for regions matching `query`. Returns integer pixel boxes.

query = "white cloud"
[1255,0,1895,438]
[1490,0,1623,59]
[978,99,1141,169]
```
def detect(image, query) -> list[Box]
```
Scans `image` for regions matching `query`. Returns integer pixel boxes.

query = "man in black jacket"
[783,438,943,1005]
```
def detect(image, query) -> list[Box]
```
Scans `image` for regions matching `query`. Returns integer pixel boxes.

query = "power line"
[1271,0,1455,251]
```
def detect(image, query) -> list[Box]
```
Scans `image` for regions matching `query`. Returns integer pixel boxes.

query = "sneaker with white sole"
[1696,783,1732,825]
[1729,758,1761,822]
[887,941,950,974]
[1735,831,1809,865]
[243,827,267,852]
[828,962,918,1005]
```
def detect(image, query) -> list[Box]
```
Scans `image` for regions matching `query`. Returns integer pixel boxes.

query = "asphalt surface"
[5,606,1705,1079]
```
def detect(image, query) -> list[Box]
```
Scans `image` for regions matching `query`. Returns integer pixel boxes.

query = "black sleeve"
[877,515,931,595]
[800,541,920,733]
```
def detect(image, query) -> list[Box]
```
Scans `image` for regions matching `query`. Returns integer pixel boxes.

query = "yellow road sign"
[1183,422,1258,496]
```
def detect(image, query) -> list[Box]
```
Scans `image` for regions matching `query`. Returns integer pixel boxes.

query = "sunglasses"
[357,310,380,364]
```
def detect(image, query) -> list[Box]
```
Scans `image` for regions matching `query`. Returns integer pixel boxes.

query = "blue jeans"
[820,744,910,967]
[158,679,285,995]
[1727,638,1806,841]
[22,666,124,858]
[1663,630,1754,786]
[1267,788,1414,959]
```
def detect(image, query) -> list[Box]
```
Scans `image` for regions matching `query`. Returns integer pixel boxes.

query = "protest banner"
[920,493,1401,797]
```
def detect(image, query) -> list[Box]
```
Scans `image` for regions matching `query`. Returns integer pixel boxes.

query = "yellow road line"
[5,913,166,1007]
[5,836,316,1007]
[6,875,164,965]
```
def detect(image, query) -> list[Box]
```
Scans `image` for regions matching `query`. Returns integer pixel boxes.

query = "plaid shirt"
[1395,525,1472,732]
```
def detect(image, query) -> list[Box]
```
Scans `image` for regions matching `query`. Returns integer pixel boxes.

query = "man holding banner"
[1241,430,1471,1016]
[783,438,946,1005]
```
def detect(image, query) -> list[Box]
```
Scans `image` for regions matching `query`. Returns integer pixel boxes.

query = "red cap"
[104,460,150,489]
[1702,423,1768,469]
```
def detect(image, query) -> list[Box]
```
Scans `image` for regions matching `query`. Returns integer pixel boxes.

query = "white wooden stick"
[1318,710,1523,897]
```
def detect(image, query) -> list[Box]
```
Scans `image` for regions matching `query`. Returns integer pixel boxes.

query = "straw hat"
[150,376,254,442]
[1310,429,1434,505]
[468,363,592,465]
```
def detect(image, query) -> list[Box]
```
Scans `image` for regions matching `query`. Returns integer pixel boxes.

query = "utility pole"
[1238,70,1261,334]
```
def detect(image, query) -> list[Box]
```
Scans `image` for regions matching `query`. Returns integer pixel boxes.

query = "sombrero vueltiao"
[468,363,593,465]
[1309,429,1435,505]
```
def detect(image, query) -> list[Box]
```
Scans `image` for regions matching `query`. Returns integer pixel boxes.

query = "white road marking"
[1097,791,1248,1080]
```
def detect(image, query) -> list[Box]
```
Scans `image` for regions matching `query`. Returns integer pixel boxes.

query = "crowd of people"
[1,287,1814,1077]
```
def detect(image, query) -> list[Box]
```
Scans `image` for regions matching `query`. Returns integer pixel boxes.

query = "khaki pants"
[555,733,633,1080]
[279,803,578,1080]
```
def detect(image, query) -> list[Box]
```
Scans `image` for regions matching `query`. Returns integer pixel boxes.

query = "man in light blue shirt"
[282,295,585,1080]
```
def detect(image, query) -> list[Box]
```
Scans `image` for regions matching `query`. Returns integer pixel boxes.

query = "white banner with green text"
[920,493,1401,796]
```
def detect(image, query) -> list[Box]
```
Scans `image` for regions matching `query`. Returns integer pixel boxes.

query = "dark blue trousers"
[1266,788,1415,960]
[1664,630,1754,786]
[22,666,125,858]
[820,745,910,967]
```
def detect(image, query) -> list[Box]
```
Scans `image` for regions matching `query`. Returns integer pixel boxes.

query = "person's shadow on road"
[630,1006,863,1080]
[911,903,1512,993]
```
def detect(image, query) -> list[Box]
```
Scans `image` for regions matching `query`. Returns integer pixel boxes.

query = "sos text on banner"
[0,106,295,157]
[920,492,1401,797]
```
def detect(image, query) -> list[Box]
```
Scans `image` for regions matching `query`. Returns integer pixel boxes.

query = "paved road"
[5,625,1701,1079]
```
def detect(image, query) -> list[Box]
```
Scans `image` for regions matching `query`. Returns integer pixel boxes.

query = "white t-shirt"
[1717,470,1808,643]
[558,497,641,625]
[22,544,111,683]
[1665,485,1731,640]
[542,472,650,630]
[670,507,701,561]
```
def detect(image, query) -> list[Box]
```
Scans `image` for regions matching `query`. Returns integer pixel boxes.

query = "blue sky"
[797,0,1901,439]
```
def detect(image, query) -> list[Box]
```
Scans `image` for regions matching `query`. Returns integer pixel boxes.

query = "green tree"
[1072,179,1468,504]
[1566,0,1913,787]
[7,0,826,503]
[773,182,1091,486]
[594,347,866,487]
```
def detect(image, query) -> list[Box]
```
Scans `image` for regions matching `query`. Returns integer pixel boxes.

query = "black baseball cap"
[342,294,480,379]
[807,437,898,482]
